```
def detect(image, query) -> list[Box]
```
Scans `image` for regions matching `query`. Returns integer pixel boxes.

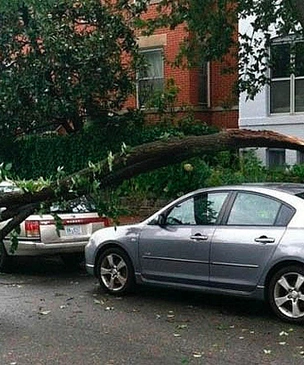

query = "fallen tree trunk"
[1,128,304,238]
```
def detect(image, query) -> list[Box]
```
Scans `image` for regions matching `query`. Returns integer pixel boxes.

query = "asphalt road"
[1,257,304,365]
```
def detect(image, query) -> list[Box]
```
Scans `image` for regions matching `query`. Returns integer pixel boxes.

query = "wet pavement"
[0,256,304,365]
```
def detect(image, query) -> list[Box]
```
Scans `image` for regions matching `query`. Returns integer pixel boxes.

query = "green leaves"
[53,213,64,237]
[9,225,21,253]
[0,163,13,182]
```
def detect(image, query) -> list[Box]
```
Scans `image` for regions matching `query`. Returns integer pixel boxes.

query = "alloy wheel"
[100,253,128,292]
[273,271,304,319]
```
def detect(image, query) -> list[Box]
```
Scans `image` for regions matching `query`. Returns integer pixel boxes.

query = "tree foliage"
[0,0,141,135]
[0,0,303,135]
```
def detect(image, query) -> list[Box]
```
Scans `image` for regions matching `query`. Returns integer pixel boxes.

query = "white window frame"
[136,48,164,109]
[270,37,304,115]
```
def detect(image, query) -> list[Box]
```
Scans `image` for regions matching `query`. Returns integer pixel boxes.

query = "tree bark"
[1,129,304,238]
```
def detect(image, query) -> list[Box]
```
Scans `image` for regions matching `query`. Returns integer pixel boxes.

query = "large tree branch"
[1,129,304,209]
[1,129,304,236]
[0,203,39,240]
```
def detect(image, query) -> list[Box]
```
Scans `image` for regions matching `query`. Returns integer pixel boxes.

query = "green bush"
[0,111,215,180]
[119,150,304,200]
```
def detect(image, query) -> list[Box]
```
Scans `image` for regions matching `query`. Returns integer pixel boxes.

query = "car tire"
[97,247,135,295]
[0,244,12,273]
[268,265,304,323]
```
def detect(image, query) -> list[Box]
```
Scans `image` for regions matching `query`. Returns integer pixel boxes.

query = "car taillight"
[102,217,111,227]
[25,220,40,238]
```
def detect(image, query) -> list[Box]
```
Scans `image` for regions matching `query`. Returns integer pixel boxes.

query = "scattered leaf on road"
[177,324,188,330]
[263,349,271,354]
[94,299,105,305]
[39,310,51,315]
[105,306,114,311]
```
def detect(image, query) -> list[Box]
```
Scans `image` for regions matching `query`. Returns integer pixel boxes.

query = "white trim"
[136,48,164,109]
[270,39,304,115]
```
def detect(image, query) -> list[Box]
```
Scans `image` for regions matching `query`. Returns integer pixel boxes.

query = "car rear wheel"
[97,248,135,294]
[268,265,304,323]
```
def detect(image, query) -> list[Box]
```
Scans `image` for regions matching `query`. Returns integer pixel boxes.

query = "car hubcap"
[274,272,304,319]
[100,253,128,291]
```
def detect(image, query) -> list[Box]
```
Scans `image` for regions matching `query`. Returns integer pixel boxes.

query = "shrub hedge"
[0,112,216,181]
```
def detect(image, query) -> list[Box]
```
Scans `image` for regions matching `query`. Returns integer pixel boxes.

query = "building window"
[270,38,304,114]
[198,62,209,106]
[266,148,286,168]
[297,151,304,164]
[137,49,164,108]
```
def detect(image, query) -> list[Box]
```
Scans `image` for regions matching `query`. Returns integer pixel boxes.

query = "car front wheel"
[268,265,304,322]
[97,248,135,294]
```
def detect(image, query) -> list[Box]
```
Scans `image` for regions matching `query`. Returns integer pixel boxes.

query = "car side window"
[166,198,196,225]
[227,192,282,226]
[166,192,228,225]
[194,192,229,225]
[275,204,295,226]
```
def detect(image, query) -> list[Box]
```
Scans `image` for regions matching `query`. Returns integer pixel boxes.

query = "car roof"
[240,183,304,195]
[181,183,304,200]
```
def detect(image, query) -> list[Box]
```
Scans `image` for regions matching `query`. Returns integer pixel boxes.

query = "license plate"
[64,225,82,236]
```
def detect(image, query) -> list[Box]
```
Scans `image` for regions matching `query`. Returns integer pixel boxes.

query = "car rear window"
[0,183,19,193]
[0,183,96,214]
[295,192,304,200]
[50,196,96,214]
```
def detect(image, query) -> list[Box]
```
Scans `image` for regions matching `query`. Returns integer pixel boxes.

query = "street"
[0,257,304,365]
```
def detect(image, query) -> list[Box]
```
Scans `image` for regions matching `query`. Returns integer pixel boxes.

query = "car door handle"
[190,234,208,241]
[254,236,275,244]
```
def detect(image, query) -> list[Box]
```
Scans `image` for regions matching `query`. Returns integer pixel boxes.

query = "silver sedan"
[85,183,304,323]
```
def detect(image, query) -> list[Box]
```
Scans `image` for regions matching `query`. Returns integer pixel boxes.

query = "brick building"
[125,3,238,130]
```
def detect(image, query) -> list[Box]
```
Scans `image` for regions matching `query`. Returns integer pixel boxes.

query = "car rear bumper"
[4,239,86,256]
